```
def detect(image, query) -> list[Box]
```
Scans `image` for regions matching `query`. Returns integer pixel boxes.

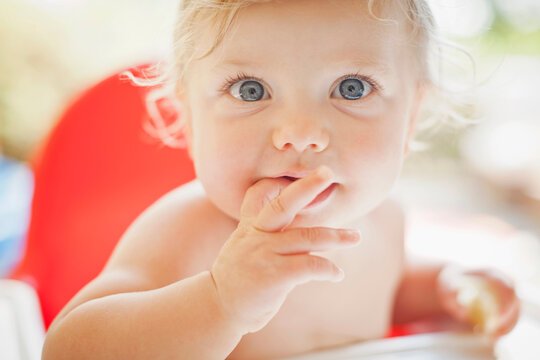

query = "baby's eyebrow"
[213,58,264,71]
[333,58,393,76]
[213,58,392,76]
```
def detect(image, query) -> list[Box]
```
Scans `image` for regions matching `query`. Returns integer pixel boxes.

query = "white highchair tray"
[277,332,495,360]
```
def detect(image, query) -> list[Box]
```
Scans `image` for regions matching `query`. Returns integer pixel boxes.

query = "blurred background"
[0,0,540,354]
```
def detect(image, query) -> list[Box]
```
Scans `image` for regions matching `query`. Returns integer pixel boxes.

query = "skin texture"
[41,1,519,359]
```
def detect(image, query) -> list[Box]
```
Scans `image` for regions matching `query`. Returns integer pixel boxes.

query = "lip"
[272,170,314,179]
[268,169,338,210]
[304,182,338,210]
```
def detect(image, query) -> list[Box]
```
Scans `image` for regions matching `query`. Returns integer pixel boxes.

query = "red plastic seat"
[9,64,195,328]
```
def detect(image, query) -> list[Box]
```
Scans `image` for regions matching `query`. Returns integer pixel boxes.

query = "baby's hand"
[437,266,520,337]
[210,166,361,334]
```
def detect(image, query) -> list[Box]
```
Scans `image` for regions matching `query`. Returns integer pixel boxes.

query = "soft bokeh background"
[1,0,540,355]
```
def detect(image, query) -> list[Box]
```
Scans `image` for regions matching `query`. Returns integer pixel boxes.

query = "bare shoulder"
[50,180,234,328]
[105,179,235,284]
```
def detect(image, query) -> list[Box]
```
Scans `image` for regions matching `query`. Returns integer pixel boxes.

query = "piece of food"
[456,276,500,335]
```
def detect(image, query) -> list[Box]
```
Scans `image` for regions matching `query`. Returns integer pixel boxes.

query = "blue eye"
[230,80,267,102]
[333,78,373,100]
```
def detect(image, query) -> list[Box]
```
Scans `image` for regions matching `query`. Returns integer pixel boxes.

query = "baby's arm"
[392,257,448,325]
[392,249,520,336]
[42,193,246,360]
[42,182,259,359]
[43,270,243,359]
[390,204,519,336]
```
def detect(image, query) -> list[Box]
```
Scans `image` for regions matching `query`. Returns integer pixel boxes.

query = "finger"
[438,266,520,336]
[270,227,361,255]
[436,268,471,322]
[495,296,521,337]
[466,268,515,290]
[282,254,345,285]
[240,176,293,220]
[462,270,519,332]
[255,166,335,231]
[439,289,470,323]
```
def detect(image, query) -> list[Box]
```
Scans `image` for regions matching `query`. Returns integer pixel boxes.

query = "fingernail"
[341,229,362,243]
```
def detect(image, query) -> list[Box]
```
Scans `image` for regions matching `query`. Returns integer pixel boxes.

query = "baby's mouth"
[274,175,337,209]
[306,182,338,209]
[282,176,299,182]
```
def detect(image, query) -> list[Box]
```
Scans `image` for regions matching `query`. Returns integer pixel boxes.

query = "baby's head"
[150,0,441,227]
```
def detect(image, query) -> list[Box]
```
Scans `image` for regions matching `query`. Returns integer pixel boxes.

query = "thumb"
[240,177,292,221]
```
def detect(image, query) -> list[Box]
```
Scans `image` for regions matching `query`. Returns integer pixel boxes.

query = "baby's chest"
[279,266,397,338]
[230,243,403,360]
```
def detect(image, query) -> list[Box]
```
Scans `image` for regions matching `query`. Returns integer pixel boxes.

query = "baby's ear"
[404,87,425,156]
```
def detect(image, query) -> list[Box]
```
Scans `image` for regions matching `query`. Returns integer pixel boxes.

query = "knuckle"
[270,196,286,215]
[255,236,272,254]
[307,256,327,273]
[231,225,252,245]
[300,227,318,245]
[233,224,266,250]
[235,223,251,238]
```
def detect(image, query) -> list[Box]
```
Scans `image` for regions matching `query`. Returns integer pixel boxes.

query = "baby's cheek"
[348,131,404,179]
[345,139,404,207]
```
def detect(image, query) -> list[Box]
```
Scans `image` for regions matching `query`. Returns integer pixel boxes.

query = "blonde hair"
[125,0,476,150]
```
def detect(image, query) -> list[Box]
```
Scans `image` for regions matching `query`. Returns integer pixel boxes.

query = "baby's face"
[180,0,424,228]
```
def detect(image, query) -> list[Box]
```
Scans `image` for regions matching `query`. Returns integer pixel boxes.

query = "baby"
[42,0,520,359]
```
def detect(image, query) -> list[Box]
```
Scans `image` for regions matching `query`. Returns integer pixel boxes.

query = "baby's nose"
[272,120,329,153]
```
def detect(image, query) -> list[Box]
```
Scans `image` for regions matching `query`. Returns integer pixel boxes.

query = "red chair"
[9,64,195,328]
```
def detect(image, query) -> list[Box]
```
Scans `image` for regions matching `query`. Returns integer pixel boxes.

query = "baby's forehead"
[194,0,416,75]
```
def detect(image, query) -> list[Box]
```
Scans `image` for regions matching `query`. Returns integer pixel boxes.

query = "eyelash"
[219,72,264,93]
[218,71,384,98]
